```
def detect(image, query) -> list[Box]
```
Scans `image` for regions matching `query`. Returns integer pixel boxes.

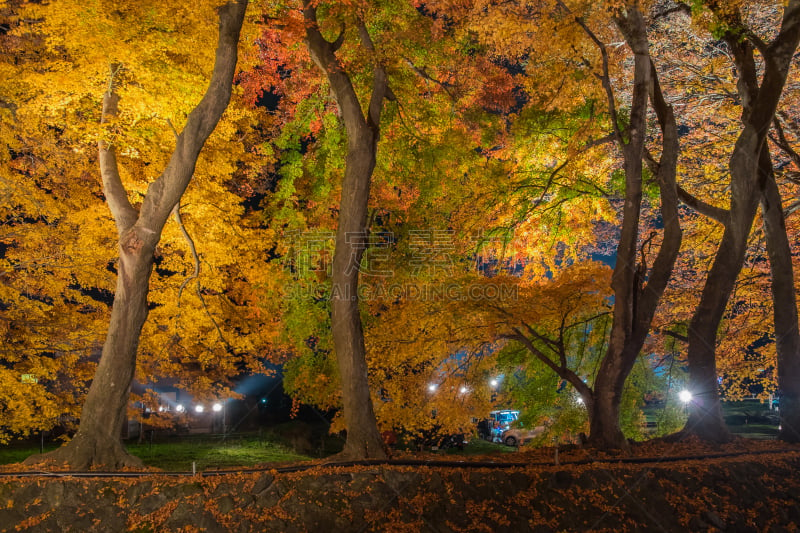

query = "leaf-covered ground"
[1,439,799,531]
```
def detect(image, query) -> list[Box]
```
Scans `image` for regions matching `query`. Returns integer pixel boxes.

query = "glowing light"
[679,390,692,403]
[428,384,437,392]
[212,403,223,412]
[195,405,204,413]
[459,386,468,394]
[176,404,185,413]
[489,379,499,388]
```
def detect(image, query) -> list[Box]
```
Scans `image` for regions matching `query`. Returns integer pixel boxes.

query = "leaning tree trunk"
[682,4,800,442]
[760,146,800,442]
[587,7,682,449]
[330,135,386,459]
[26,0,248,470]
[304,2,390,459]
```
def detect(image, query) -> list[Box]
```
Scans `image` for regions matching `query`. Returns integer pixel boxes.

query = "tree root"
[23,433,143,471]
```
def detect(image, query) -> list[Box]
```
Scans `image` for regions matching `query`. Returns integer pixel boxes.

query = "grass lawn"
[125,436,312,470]
[442,438,516,455]
[0,443,61,465]
[0,433,314,471]
[643,399,780,440]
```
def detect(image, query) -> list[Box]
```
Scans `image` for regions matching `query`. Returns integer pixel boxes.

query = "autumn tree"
[14,0,250,469]
[676,0,800,442]
[0,0,101,442]
[241,0,522,453]
[642,3,798,427]
[292,0,397,459]
[418,0,683,449]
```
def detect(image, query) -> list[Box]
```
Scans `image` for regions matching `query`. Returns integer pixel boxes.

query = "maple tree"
[667,0,800,443]
[412,0,684,449]
[3,0,800,461]
[636,1,800,443]
[299,0,393,459]
[241,0,526,449]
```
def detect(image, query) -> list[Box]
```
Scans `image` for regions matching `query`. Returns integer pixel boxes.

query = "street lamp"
[679,390,692,404]
[489,378,498,388]
[428,383,437,393]
[176,404,185,413]
[212,402,226,435]
[459,385,468,394]
[195,404,204,414]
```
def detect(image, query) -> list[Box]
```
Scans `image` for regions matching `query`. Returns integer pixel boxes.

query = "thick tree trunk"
[681,3,800,442]
[760,149,800,443]
[31,233,156,469]
[683,131,762,443]
[588,8,682,450]
[589,385,624,448]
[585,8,649,451]
[331,138,386,459]
[26,0,247,470]
[304,3,388,459]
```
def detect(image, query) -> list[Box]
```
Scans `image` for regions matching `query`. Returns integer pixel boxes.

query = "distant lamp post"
[212,402,226,435]
[459,385,469,394]
[176,404,185,413]
[428,383,437,393]
[195,404,204,414]
[489,378,499,401]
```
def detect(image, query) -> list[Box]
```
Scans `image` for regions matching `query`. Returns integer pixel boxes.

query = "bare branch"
[556,0,622,143]
[403,57,456,100]
[655,328,689,344]
[173,203,231,350]
[771,117,800,169]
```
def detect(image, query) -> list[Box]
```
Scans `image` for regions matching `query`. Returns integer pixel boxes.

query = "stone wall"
[2,452,800,531]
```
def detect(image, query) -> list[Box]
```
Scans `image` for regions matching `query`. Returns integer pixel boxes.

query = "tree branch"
[771,116,800,170]
[99,64,139,237]
[403,57,456,100]
[173,203,231,350]
[556,0,622,143]
[676,185,730,225]
[136,0,248,234]
[357,20,393,128]
[655,327,689,343]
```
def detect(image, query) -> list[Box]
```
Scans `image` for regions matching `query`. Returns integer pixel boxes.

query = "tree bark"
[303,3,389,459]
[587,7,682,450]
[682,2,800,442]
[761,142,800,443]
[25,0,248,470]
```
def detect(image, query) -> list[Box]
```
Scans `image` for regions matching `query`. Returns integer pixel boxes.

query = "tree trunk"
[588,7,682,450]
[304,3,389,459]
[331,139,385,458]
[682,3,800,442]
[684,129,764,443]
[33,233,155,468]
[760,148,800,443]
[26,0,247,470]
